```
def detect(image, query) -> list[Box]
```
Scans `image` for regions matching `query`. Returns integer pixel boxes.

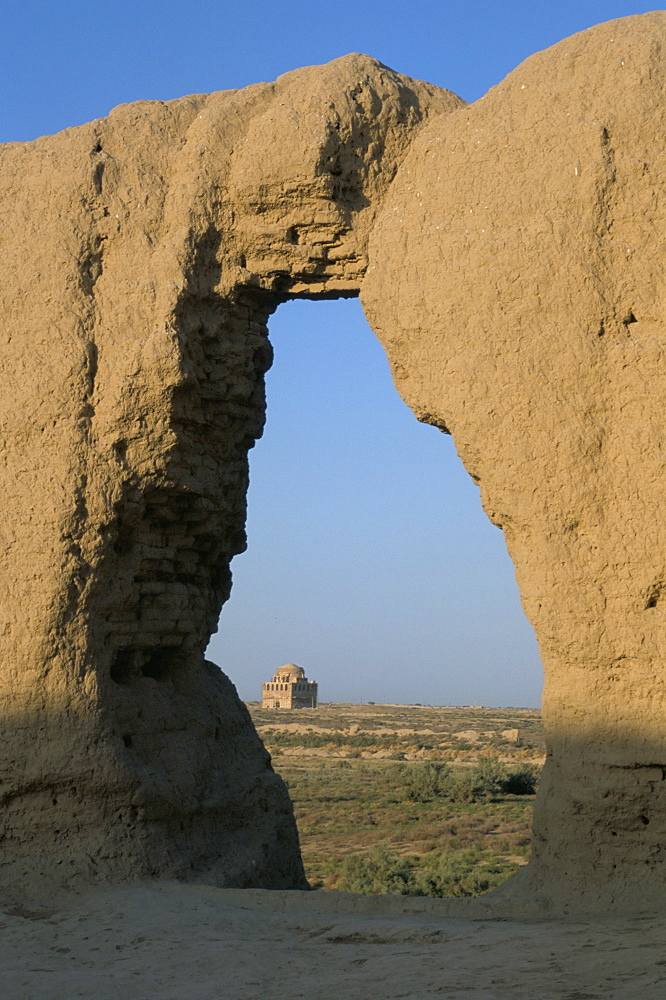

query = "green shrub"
[334,847,413,895]
[332,847,517,898]
[401,762,452,802]
[396,758,536,804]
[445,772,478,803]
[411,850,514,898]
[501,766,539,795]
[470,758,506,799]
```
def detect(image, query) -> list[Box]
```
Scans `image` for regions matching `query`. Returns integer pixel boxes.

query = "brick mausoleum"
[262,663,318,710]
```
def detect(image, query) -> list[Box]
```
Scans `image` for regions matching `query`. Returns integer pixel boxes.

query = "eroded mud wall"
[4,15,663,914]
[362,13,666,912]
[0,56,461,894]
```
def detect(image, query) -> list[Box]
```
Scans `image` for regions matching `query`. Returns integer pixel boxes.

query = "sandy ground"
[3,884,666,999]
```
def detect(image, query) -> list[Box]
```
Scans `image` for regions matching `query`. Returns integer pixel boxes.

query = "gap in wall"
[207,297,542,708]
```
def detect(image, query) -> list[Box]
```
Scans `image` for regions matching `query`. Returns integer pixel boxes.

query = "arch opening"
[211,297,543,707]
[208,296,544,895]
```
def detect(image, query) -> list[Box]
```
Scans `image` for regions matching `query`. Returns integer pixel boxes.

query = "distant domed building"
[262,663,318,709]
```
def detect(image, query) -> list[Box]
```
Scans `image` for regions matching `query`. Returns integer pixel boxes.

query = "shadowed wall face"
[0,55,459,895]
[362,12,666,912]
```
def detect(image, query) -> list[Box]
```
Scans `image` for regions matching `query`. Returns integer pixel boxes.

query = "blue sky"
[1,2,656,706]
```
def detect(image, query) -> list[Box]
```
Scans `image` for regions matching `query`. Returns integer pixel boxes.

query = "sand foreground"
[3,884,665,999]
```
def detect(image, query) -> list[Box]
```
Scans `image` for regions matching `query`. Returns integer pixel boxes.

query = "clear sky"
[1,2,657,706]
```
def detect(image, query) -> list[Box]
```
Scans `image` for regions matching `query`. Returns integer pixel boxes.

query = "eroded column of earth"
[362,13,666,913]
[0,57,461,895]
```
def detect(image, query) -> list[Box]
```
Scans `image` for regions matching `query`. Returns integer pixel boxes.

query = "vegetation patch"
[331,846,518,897]
[247,702,543,897]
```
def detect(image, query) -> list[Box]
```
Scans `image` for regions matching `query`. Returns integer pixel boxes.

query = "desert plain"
[252,701,544,893]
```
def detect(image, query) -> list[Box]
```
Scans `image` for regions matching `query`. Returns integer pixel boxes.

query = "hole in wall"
[110,649,135,685]
[210,297,542,709]
[207,296,544,896]
[141,647,180,681]
[645,582,662,609]
[110,646,181,685]
[112,439,128,463]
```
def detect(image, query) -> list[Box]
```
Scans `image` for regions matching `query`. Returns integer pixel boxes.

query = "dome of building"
[275,663,305,680]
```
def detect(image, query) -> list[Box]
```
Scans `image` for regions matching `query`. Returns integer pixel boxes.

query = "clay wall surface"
[0,56,458,896]
[362,12,666,912]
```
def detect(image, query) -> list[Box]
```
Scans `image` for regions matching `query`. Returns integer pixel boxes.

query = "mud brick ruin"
[1,13,664,913]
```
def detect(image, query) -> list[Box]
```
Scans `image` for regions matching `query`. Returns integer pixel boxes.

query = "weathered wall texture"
[362,12,666,912]
[2,13,664,914]
[0,56,459,895]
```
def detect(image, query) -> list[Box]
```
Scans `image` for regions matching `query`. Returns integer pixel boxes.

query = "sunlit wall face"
[208,298,543,707]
